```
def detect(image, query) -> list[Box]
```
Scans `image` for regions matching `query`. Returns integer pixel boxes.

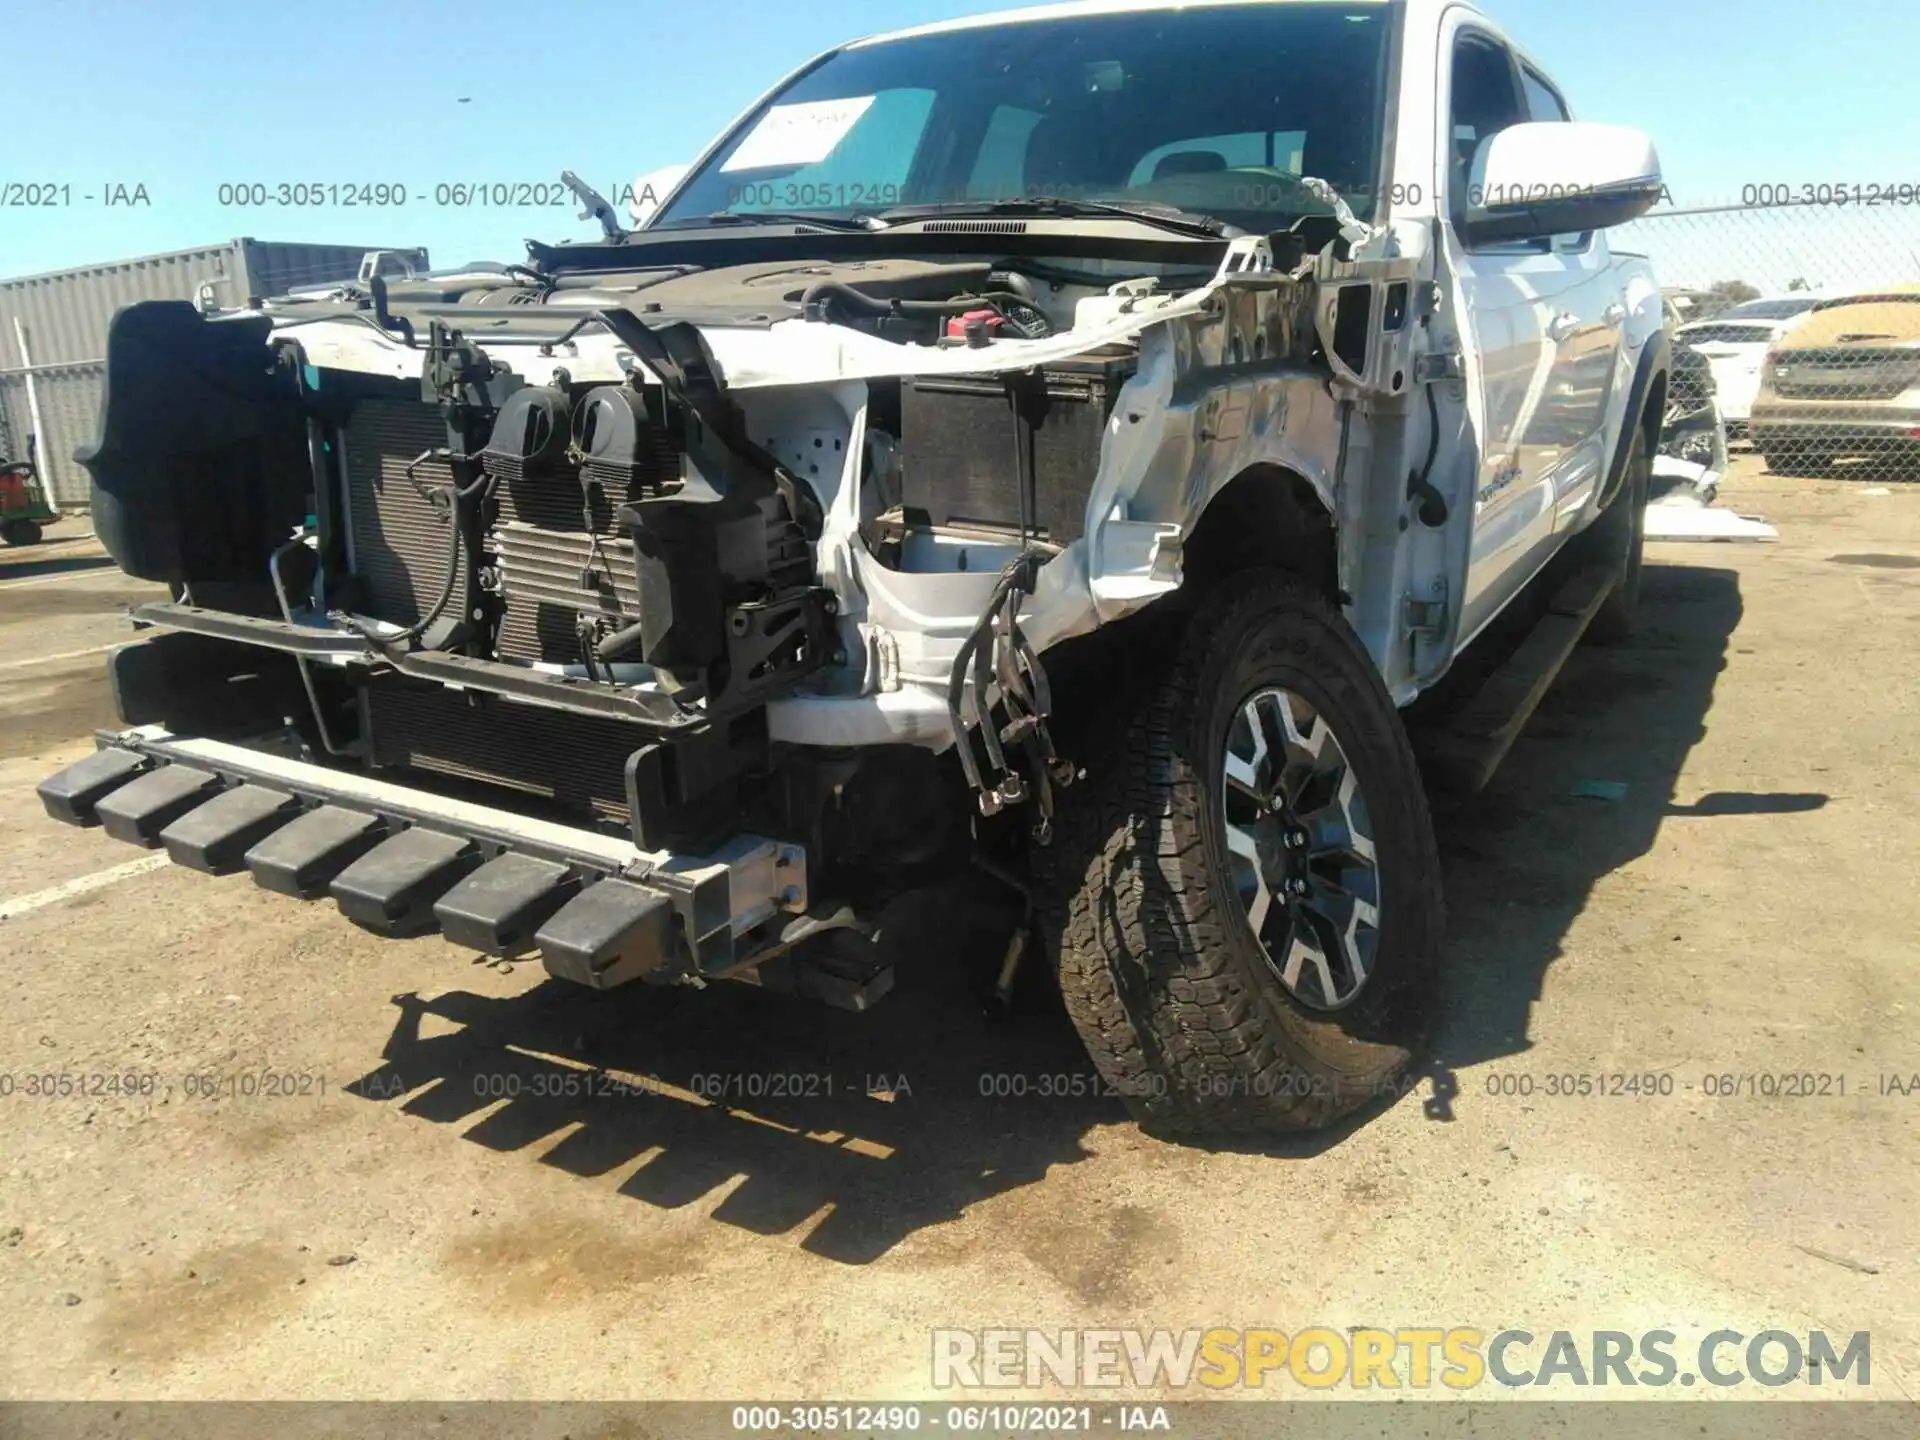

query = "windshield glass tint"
[656,4,1393,230]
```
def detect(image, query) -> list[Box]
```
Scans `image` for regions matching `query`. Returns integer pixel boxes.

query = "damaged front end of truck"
[39,219,1438,1003]
[40,0,1462,1008]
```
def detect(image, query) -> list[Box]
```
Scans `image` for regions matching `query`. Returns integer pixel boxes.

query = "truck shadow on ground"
[347,874,1130,1264]
[0,552,115,582]
[344,561,1754,1256]
[1422,561,1760,1083]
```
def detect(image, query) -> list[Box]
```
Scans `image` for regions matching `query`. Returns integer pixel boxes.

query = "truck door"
[1513,63,1629,533]
[1443,28,1608,639]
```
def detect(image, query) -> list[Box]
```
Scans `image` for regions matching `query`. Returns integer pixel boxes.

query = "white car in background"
[1676,295,1825,434]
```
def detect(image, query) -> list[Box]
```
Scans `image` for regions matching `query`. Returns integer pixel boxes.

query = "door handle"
[1603,303,1627,324]
[1547,313,1580,341]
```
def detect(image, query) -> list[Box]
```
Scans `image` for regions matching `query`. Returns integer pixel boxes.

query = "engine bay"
[73,249,1198,845]
[83,250,1191,673]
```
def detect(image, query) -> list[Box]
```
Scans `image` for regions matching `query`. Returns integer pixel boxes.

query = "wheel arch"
[1597,331,1672,513]
[1043,464,1339,748]
[1179,462,1340,605]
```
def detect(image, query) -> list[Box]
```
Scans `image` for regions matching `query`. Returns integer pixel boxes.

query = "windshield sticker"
[720,96,878,174]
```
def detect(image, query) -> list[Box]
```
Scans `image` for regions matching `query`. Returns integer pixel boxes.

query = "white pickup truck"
[43,0,1669,1135]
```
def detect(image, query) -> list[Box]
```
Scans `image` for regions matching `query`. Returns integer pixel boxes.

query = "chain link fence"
[1614,197,1920,482]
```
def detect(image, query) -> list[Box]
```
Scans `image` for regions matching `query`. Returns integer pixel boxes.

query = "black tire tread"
[1586,425,1650,644]
[1039,571,1442,1136]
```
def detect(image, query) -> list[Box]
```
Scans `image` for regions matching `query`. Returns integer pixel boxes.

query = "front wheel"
[1040,572,1443,1135]
[1,519,43,547]
[1584,423,1650,645]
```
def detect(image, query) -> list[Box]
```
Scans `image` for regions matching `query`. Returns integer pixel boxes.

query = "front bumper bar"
[37,727,806,987]
[130,602,710,733]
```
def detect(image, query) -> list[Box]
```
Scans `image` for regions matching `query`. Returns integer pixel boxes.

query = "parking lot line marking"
[0,640,141,672]
[0,854,171,921]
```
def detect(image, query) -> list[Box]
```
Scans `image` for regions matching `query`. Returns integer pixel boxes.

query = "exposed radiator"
[343,399,463,624]
[365,679,645,822]
[341,391,680,663]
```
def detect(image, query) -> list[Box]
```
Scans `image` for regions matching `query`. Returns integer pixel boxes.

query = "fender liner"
[1596,329,1671,512]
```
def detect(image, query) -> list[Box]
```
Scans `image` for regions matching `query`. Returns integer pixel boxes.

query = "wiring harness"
[945,550,1075,841]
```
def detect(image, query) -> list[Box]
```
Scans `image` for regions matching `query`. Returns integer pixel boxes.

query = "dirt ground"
[1,461,1916,1406]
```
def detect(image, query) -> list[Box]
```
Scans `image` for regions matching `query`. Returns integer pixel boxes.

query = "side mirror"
[1462,122,1663,245]
[627,163,691,228]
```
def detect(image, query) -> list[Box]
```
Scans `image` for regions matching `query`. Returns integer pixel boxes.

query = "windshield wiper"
[881,196,1233,239]
[657,210,885,233]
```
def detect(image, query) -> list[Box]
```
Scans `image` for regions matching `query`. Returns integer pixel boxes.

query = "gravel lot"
[1,460,1916,1407]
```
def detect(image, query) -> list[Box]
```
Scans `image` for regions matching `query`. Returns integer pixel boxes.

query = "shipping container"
[0,238,428,505]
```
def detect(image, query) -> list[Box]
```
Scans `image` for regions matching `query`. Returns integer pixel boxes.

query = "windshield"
[1814,292,1920,311]
[1725,298,1822,320]
[654,3,1394,233]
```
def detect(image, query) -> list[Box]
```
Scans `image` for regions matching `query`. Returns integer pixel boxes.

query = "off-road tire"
[1585,424,1650,644]
[1,519,43,547]
[1039,571,1443,1136]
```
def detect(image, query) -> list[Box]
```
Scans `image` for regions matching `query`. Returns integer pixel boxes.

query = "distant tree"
[1683,280,1763,321]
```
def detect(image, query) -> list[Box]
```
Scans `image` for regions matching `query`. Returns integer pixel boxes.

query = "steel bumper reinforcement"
[37,726,807,989]
[129,602,709,732]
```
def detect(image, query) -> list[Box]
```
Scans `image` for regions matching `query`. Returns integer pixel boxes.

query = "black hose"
[344,465,491,648]
[972,605,1009,780]
[943,550,1049,804]
[947,624,991,798]
[1408,382,1450,528]
[799,282,1031,323]
[539,312,610,355]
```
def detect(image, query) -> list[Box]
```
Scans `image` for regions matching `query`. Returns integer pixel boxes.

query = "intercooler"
[341,391,684,821]
[493,523,643,663]
[340,393,679,662]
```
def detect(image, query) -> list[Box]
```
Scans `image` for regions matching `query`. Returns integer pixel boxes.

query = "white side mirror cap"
[1466,122,1664,243]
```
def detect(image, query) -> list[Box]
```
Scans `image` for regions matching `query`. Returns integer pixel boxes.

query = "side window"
[1447,33,1528,243]
[1520,67,1571,123]
[1520,66,1588,252]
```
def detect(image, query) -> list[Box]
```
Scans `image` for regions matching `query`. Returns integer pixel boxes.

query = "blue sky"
[4,0,1916,287]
